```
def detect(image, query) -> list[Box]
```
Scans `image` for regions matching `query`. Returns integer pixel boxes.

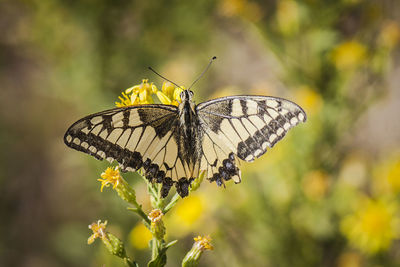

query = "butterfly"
[64,89,306,198]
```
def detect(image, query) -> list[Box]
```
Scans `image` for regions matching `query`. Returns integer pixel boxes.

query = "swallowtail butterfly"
[64,90,306,198]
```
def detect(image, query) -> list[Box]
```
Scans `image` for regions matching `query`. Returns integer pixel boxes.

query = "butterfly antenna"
[188,56,217,90]
[148,67,183,89]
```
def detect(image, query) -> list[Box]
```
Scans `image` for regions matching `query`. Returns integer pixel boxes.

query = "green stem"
[148,183,158,199]
[163,192,180,214]
[150,184,164,264]
[127,207,150,226]
[124,257,138,267]
[151,238,160,260]
[155,184,164,209]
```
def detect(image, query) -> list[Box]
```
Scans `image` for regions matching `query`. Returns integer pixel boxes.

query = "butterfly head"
[178,90,196,121]
[180,90,194,103]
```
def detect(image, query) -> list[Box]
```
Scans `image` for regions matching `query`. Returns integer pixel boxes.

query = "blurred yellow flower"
[295,85,323,115]
[302,170,330,201]
[341,198,400,254]
[218,0,244,17]
[129,223,152,250]
[338,153,368,189]
[176,195,204,227]
[372,156,400,196]
[387,159,400,193]
[331,41,367,70]
[379,21,400,49]
[337,251,361,267]
[276,0,300,35]
[166,194,206,236]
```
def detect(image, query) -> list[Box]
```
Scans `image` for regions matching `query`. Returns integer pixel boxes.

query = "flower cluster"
[115,79,183,107]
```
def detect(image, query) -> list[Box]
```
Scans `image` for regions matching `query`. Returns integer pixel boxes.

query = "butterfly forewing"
[64,105,193,196]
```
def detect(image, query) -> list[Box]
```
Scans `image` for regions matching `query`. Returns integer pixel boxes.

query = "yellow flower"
[148,209,165,240]
[98,166,122,192]
[88,220,128,258]
[387,159,400,193]
[176,195,204,227]
[337,252,361,267]
[218,0,262,22]
[156,91,172,105]
[182,235,213,266]
[115,92,135,107]
[172,86,183,105]
[218,0,245,17]
[372,156,400,196]
[88,220,108,244]
[302,170,330,201]
[338,153,367,189]
[193,235,213,251]
[116,79,155,107]
[379,21,400,49]
[129,223,152,250]
[148,209,163,223]
[116,80,182,107]
[276,0,300,35]
[295,85,323,115]
[331,40,367,70]
[341,198,400,254]
[166,194,206,236]
[161,82,175,99]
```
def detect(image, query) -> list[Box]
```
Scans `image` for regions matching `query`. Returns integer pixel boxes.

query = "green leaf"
[147,252,166,267]
[125,259,140,267]
[164,240,178,249]
[147,240,177,267]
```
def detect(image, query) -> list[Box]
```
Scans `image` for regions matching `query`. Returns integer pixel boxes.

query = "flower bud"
[88,220,127,258]
[148,209,166,240]
[182,235,213,267]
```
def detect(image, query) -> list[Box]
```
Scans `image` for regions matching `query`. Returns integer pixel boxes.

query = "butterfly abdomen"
[178,97,203,167]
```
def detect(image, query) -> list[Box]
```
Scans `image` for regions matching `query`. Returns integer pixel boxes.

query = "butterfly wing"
[64,105,191,197]
[196,95,306,185]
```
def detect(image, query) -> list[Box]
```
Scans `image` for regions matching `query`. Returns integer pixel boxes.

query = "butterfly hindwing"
[199,130,242,186]
[196,96,306,184]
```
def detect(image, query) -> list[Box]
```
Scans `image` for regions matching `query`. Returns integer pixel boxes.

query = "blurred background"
[1,0,400,266]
